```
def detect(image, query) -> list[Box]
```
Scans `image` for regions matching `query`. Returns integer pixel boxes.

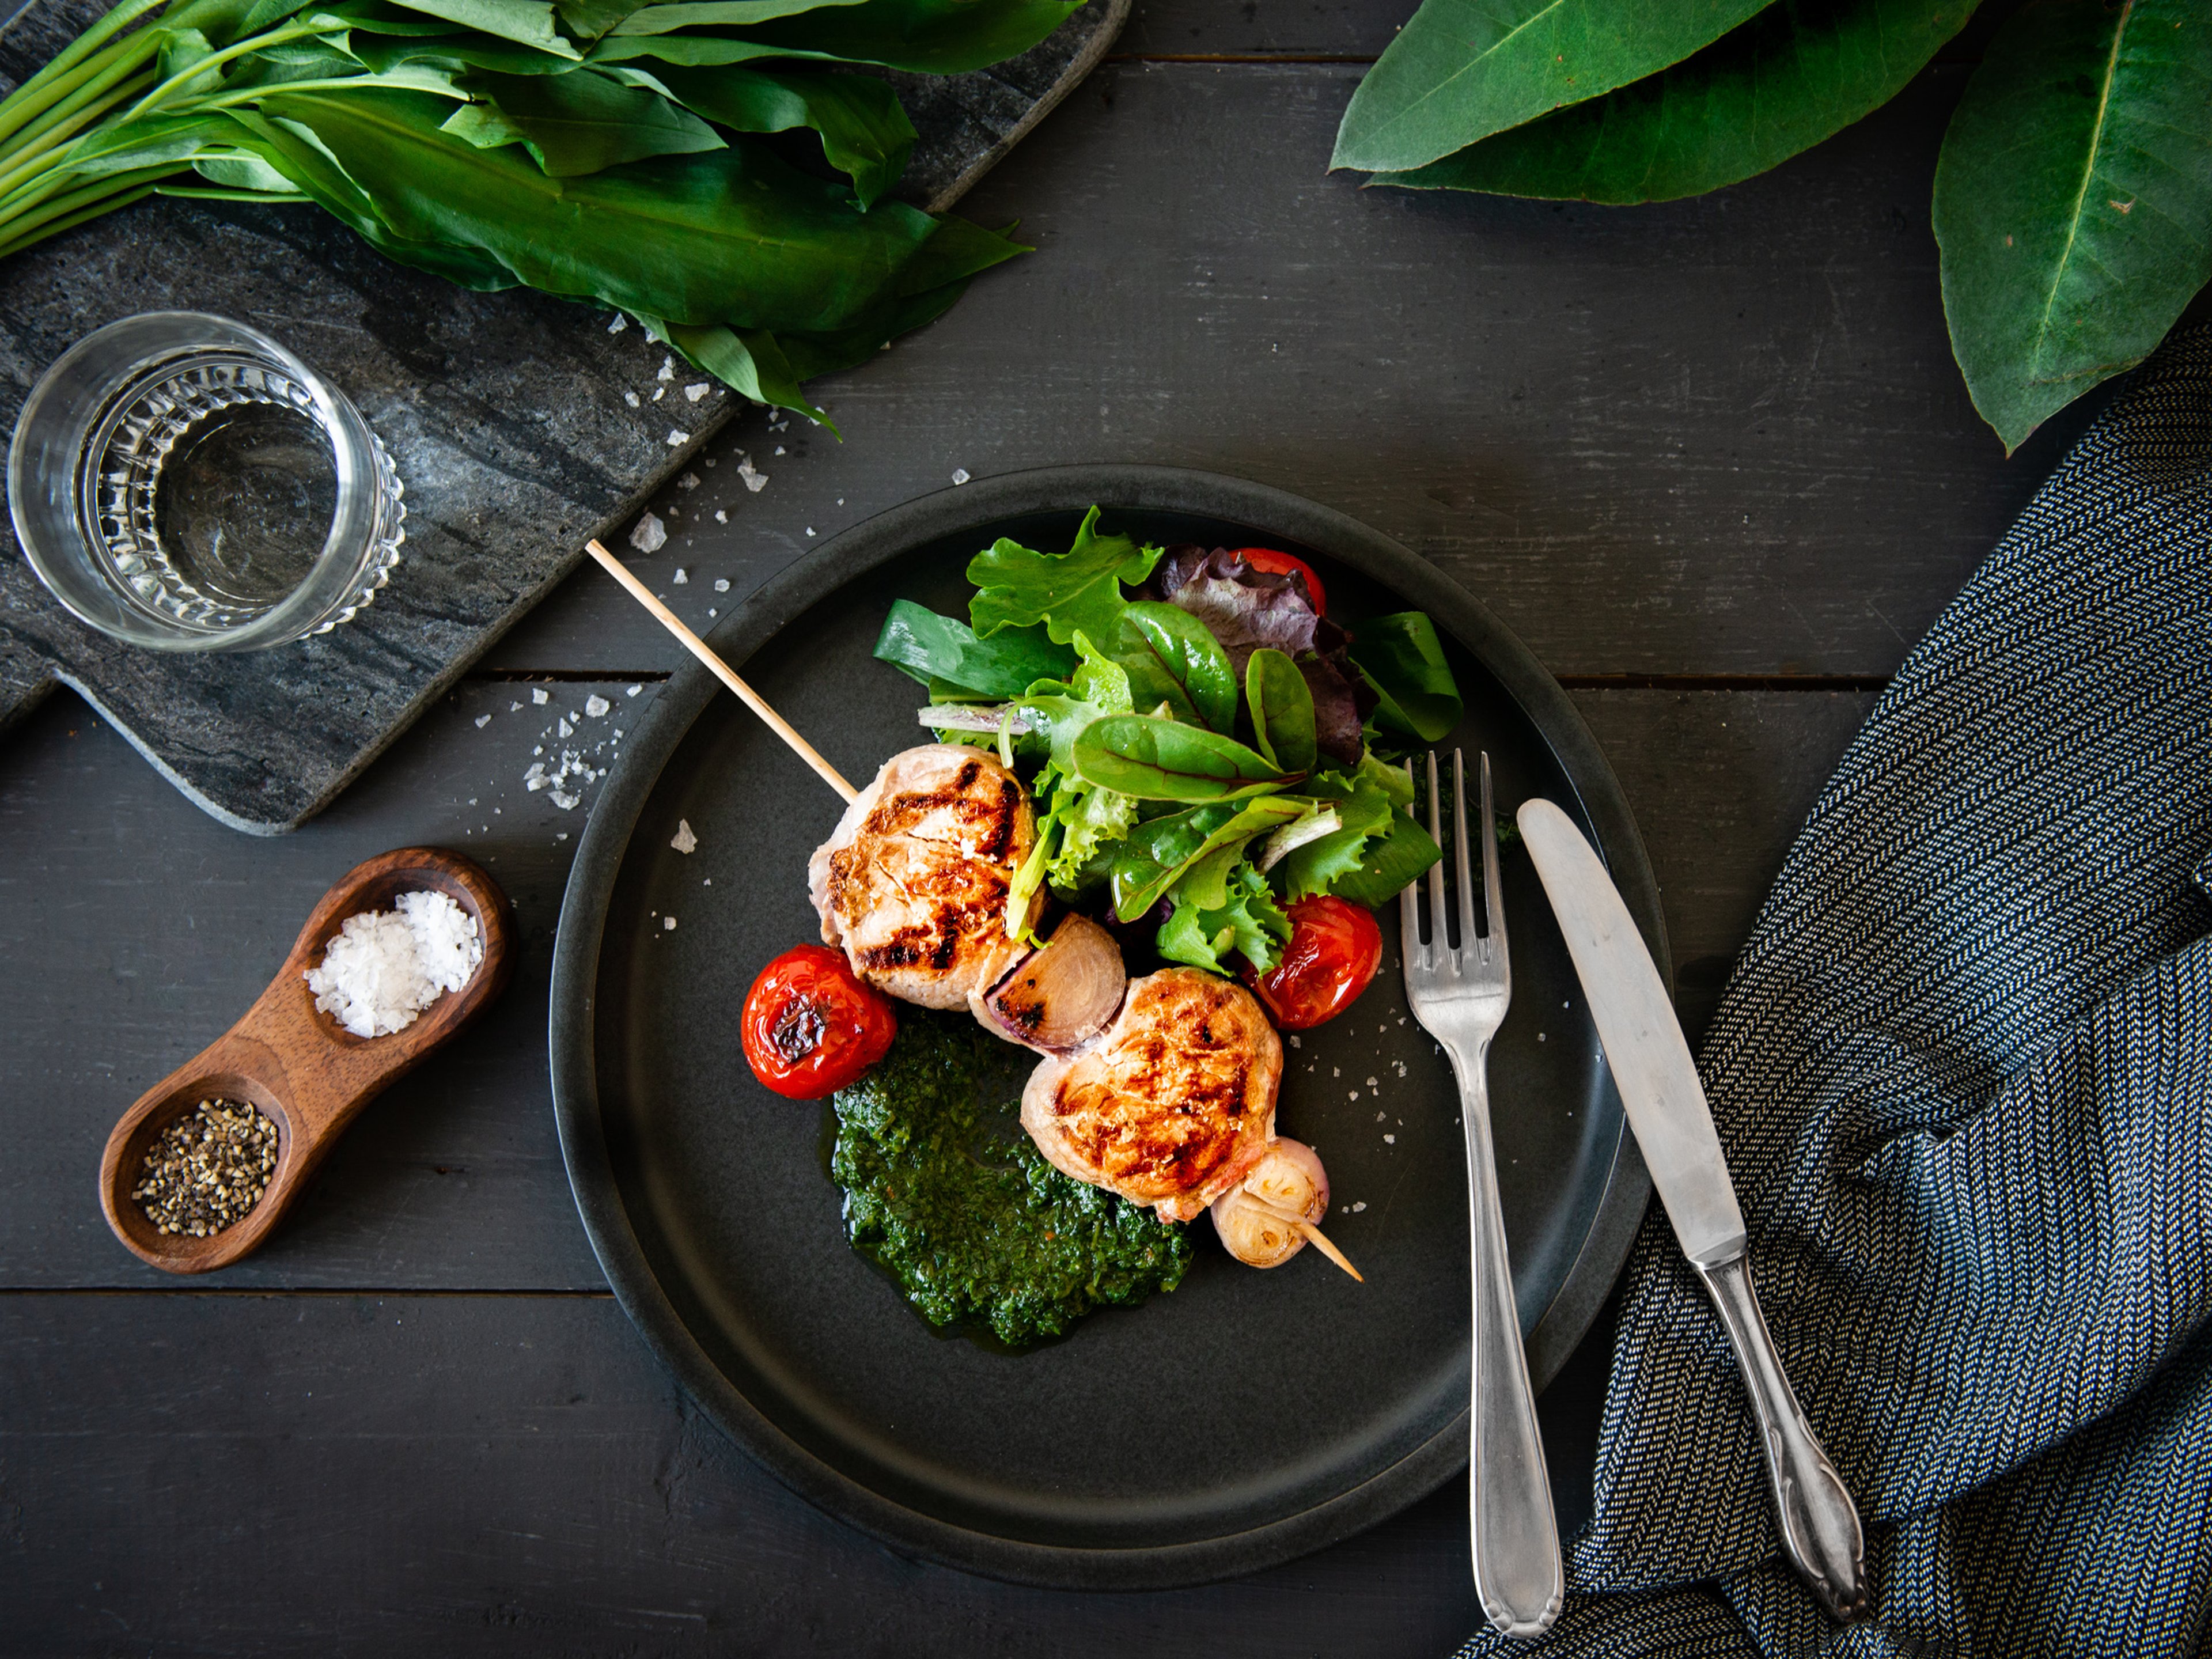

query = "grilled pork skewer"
[809,744,1043,1011]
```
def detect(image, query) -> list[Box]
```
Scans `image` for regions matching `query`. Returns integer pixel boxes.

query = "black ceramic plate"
[551,465,1662,1589]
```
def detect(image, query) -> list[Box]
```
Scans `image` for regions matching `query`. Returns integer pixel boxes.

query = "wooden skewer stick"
[1297,1221,1365,1283]
[585,539,858,805]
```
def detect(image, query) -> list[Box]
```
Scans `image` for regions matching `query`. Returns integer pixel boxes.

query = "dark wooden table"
[0,5,2109,1652]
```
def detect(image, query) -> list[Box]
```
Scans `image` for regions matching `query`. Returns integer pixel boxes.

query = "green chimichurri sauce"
[830,1012,1193,1347]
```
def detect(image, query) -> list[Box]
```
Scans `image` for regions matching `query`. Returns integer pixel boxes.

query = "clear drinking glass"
[8,312,406,651]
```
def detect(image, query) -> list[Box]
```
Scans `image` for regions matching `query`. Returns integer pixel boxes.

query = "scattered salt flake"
[584,694,611,717]
[1374,1112,1385,1122]
[805,527,816,537]
[557,718,574,738]
[737,458,767,492]
[510,702,521,713]
[684,382,709,402]
[1352,1201,1368,1213]
[629,513,667,554]
[1365,1076,1378,1088]
[1349,1090,1359,1101]
[707,608,717,618]
[608,314,629,334]
[713,578,729,593]
[666,429,687,447]
[662,915,677,931]
[773,445,786,456]
[526,777,547,793]
[551,790,579,810]
[652,386,666,402]
[556,832,568,841]
[474,714,491,729]
[531,687,550,705]
[1288,1035,1301,1049]
[656,356,675,382]
[1384,1134,1396,1145]
[677,472,700,491]
[627,685,642,697]
[623,391,640,409]
[951,467,970,484]
[672,568,688,585]
[671,819,698,854]
[714,509,728,524]
[1537,1032,1546,1042]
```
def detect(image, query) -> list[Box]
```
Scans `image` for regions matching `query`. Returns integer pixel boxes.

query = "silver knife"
[1516,798,1870,1623]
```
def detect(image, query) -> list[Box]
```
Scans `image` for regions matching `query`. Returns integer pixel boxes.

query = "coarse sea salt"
[305,891,484,1038]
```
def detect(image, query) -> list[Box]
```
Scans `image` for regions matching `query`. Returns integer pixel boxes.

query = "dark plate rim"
[550,464,1661,1590]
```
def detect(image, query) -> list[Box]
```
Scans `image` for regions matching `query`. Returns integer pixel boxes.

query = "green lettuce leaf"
[1348,612,1461,743]
[1158,860,1292,975]
[968,505,1164,647]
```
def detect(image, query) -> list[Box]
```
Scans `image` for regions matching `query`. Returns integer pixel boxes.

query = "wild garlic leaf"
[1934,0,2212,451]
[592,0,1074,72]
[607,0,870,33]
[873,600,1074,697]
[446,67,723,175]
[382,0,581,56]
[647,63,914,206]
[1331,0,1770,176]
[1376,0,1975,204]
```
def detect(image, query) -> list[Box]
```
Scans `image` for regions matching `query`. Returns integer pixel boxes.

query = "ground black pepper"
[132,1100,278,1237]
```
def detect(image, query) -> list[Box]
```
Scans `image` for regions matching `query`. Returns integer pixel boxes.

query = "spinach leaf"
[967,506,1164,647]
[1330,800,1444,908]
[1108,796,1304,922]
[1158,861,1293,975]
[1072,714,1295,802]
[1375,0,1973,206]
[1115,600,1236,731]
[873,600,1074,698]
[645,62,914,206]
[444,66,723,175]
[1330,0,1769,175]
[1348,612,1462,743]
[1933,0,2212,451]
[1244,646,1316,776]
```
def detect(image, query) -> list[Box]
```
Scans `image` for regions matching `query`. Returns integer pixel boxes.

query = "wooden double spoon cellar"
[99,847,514,1273]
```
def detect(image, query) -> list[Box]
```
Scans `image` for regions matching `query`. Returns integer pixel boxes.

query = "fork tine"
[1424,751,1449,955]
[1480,750,1506,958]
[1452,749,1478,955]
[1400,760,1422,963]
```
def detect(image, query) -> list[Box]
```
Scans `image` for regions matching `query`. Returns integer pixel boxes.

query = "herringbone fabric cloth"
[1459,329,2212,1658]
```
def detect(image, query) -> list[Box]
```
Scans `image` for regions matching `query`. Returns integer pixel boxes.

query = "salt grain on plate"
[305,891,484,1039]
[557,718,573,738]
[531,687,550,705]
[672,567,688,585]
[627,685,642,697]
[677,472,700,490]
[1351,1201,1367,1213]
[737,458,767,493]
[714,510,728,524]
[671,819,698,854]
[713,578,729,593]
[629,513,666,554]
[662,916,677,931]
[474,714,491,728]
[585,694,611,717]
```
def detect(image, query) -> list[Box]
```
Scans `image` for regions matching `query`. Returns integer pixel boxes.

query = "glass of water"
[9,312,406,651]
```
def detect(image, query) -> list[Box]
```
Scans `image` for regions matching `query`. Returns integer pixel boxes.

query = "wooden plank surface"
[0,0,2089,1646]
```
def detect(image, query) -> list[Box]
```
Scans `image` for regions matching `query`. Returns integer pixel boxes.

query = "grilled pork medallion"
[809,744,1041,1010]
[1020,968,1282,1222]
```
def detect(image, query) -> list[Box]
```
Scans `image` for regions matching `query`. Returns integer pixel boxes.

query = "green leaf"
[1107,797,1304,921]
[256,88,949,331]
[647,64,912,206]
[1244,646,1317,775]
[381,0,582,54]
[607,0,869,32]
[592,0,1075,71]
[1933,0,2212,451]
[445,67,722,173]
[967,506,1164,646]
[874,600,1075,696]
[1114,600,1237,732]
[348,29,586,70]
[1158,862,1292,975]
[1274,757,1397,899]
[554,0,645,39]
[1071,714,1294,802]
[1331,0,1771,176]
[1330,801,1444,907]
[1348,612,1462,742]
[1377,0,1977,204]
[641,316,829,425]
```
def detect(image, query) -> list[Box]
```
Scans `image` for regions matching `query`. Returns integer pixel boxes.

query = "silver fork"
[1402,750,1563,1638]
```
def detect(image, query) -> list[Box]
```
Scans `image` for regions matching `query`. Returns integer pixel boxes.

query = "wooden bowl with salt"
[98,846,515,1274]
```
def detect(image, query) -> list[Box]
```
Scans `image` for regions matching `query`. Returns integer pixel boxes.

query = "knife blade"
[1514,797,1744,1267]
[1515,796,1870,1623]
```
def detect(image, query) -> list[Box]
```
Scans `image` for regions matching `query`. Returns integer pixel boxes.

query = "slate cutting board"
[0,0,1127,832]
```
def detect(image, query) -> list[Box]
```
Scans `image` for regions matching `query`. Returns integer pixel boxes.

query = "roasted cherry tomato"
[1230,547,1327,616]
[1244,896,1382,1031]
[742,944,896,1099]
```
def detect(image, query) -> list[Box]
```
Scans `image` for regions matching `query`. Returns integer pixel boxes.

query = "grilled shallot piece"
[809,744,1041,1010]
[1020,968,1281,1222]
[1211,1138,1361,1278]
[974,913,1128,1054]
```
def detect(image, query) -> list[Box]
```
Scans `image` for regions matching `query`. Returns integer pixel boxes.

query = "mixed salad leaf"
[875,506,1460,979]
